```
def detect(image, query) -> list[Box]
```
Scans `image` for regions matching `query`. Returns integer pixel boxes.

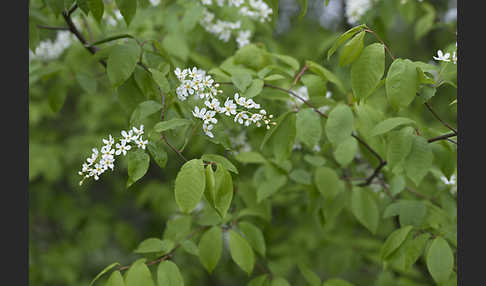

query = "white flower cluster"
[199,0,272,48]
[29,31,73,61]
[344,0,372,24]
[230,131,252,154]
[433,43,457,64]
[78,125,148,185]
[174,67,276,138]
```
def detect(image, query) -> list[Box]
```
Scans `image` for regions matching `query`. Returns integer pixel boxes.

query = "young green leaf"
[327,24,368,60]
[351,43,385,100]
[386,127,415,172]
[323,278,355,286]
[153,119,192,133]
[351,188,380,234]
[130,100,163,126]
[157,261,184,286]
[339,31,365,66]
[386,59,419,110]
[305,60,345,93]
[127,149,150,188]
[383,200,427,227]
[134,238,174,254]
[198,226,222,273]
[231,70,253,92]
[238,221,266,257]
[201,154,238,174]
[426,237,454,285]
[314,167,342,200]
[147,139,168,169]
[115,0,137,26]
[380,226,414,260]
[247,275,269,286]
[105,270,125,286]
[174,159,206,213]
[150,68,171,93]
[404,136,434,186]
[325,104,354,146]
[125,259,154,286]
[87,0,104,22]
[270,277,291,286]
[234,152,267,164]
[89,262,121,286]
[229,230,255,275]
[107,41,141,88]
[296,108,322,149]
[333,137,358,167]
[243,79,264,98]
[213,166,234,218]
[371,117,416,137]
[297,261,321,286]
[163,215,192,242]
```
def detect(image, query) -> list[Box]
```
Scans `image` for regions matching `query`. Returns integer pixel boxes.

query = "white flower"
[234,112,249,124]
[192,106,207,119]
[115,140,131,156]
[149,0,160,6]
[100,155,115,170]
[229,0,245,7]
[313,145,321,152]
[452,51,457,64]
[234,93,246,106]
[102,134,114,146]
[201,0,212,5]
[174,67,187,81]
[433,50,451,62]
[121,129,137,143]
[93,163,105,177]
[203,123,214,138]
[202,110,218,125]
[205,98,221,111]
[326,91,332,99]
[223,98,237,116]
[132,125,144,136]
[202,75,214,89]
[101,145,115,157]
[440,174,456,185]
[135,137,148,150]
[236,30,251,48]
[345,0,372,24]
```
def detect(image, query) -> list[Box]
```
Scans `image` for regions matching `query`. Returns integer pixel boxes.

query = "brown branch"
[358,160,387,187]
[36,24,69,31]
[424,102,458,135]
[289,64,308,90]
[427,132,457,143]
[364,29,396,61]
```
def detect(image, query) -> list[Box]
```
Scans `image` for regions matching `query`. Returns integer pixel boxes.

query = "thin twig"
[424,102,458,134]
[36,24,69,31]
[427,132,457,143]
[289,64,307,90]
[364,29,396,61]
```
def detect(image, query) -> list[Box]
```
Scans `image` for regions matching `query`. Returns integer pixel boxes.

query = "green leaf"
[327,24,368,60]
[325,104,354,146]
[351,43,385,100]
[404,136,434,186]
[201,154,238,174]
[48,85,68,113]
[127,149,150,188]
[269,113,297,162]
[87,0,104,22]
[231,70,253,92]
[134,238,174,254]
[418,85,437,104]
[297,261,321,286]
[339,31,365,66]
[386,59,419,109]
[174,159,206,213]
[243,79,264,98]
[247,275,269,286]
[426,237,454,284]
[163,215,191,242]
[289,169,312,185]
[333,137,358,167]
[150,69,171,93]
[157,261,184,286]
[298,0,308,19]
[125,259,154,286]
[415,3,436,40]
[105,271,125,286]
[147,139,168,169]
[234,152,267,164]
[77,0,90,14]
[29,19,39,52]
[162,34,189,61]
[386,127,415,172]
[180,240,199,256]
[46,0,65,16]
[238,222,266,257]
[130,100,162,126]
[351,188,380,234]
[296,108,322,149]
[306,60,345,93]
[115,0,137,26]
[323,278,355,286]
[213,166,234,219]
[389,175,406,196]
[229,230,255,275]
[198,226,222,273]
[90,262,121,286]
[371,117,416,137]
[380,226,414,260]
[271,53,300,71]
[264,74,286,81]
[153,119,192,133]
[383,200,427,228]
[76,72,98,94]
[257,174,287,203]
[314,167,341,200]
[107,41,141,88]
[234,44,271,70]
[387,232,431,271]
[270,277,291,286]
[181,3,204,32]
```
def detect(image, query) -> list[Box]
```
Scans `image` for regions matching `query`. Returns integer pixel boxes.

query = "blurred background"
[29,0,457,285]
